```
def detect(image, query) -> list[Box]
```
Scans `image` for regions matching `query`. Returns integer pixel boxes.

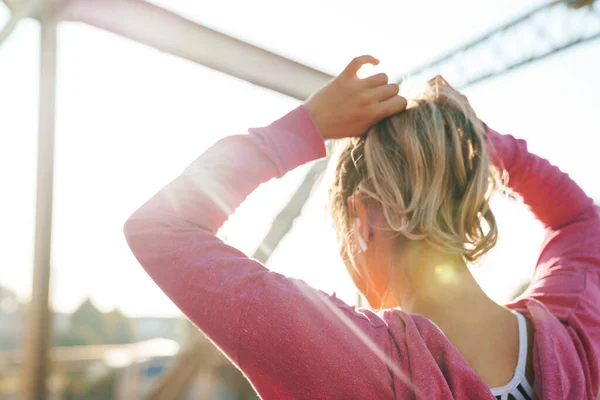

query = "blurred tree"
[104,308,133,344]
[55,298,105,346]
[0,283,19,316]
[55,298,134,346]
[0,283,21,350]
[63,370,117,400]
[71,298,105,335]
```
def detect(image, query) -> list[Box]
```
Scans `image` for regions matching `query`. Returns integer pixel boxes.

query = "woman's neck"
[390,249,506,331]
[389,250,523,389]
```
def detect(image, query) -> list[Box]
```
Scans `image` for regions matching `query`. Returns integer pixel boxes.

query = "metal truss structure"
[396,0,600,88]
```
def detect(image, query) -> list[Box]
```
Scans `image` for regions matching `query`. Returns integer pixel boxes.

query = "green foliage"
[63,370,117,400]
[0,283,17,305]
[54,298,134,347]
[70,299,105,338]
[104,309,134,344]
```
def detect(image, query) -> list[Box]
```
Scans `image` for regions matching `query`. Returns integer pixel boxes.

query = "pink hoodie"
[124,106,600,399]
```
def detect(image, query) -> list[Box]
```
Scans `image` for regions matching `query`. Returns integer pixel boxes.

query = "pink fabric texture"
[124,105,600,399]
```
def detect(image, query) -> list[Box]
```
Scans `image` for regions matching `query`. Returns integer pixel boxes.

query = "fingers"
[377,96,408,118]
[427,75,453,99]
[359,72,389,88]
[427,75,470,104]
[342,55,380,78]
[427,75,451,88]
[369,83,400,102]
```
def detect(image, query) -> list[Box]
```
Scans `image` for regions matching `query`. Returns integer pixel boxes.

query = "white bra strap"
[515,312,528,379]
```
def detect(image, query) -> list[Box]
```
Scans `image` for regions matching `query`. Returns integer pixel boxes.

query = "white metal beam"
[63,0,332,100]
[21,14,57,400]
[0,0,21,11]
[0,0,43,45]
[0,0,69,17]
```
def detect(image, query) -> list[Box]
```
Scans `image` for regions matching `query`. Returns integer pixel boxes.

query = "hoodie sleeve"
[123,106,397,398]
[487,127,600,392]
[123,106,326,359]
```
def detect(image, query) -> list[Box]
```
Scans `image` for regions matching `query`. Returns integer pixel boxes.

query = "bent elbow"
[122,212,155,257]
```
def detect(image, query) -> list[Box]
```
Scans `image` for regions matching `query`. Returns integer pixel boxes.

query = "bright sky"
[0,1,599,317]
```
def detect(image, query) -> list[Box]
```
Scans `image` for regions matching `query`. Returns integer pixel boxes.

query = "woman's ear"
[355,218,369,251]
[349,196,371,251]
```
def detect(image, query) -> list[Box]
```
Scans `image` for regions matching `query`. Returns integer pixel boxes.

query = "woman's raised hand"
[426,75,478,121]
[305,56,408,140]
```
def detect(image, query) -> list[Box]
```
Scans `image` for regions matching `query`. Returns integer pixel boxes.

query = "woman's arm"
[123,56,409,397]
[123,106,326,356]
[487,127,600,365]
[487,128,597,231]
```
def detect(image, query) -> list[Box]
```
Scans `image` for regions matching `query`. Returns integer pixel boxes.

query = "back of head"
[329,84,499,263]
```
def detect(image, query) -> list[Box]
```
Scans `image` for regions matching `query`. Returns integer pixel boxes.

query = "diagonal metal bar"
[253,158,328,263]
[0,0,22,11]
[63,0,332,101]
[142,335,222,400]
[0,0,44,46]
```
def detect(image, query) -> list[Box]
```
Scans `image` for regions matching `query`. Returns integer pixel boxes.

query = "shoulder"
[508,299,596,398]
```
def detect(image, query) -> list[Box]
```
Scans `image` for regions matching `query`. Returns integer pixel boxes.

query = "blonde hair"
[328,85,499,263]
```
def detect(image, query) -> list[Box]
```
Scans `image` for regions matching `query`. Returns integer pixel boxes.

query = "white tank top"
[428,312,534,399]
[490,312,534,400]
